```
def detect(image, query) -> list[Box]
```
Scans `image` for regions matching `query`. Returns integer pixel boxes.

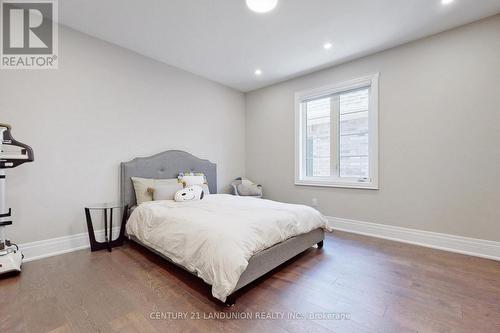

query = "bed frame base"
[128,228,325,306]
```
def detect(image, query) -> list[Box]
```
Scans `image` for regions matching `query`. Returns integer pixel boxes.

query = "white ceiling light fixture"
[246,0,278,13]
[441,0,454,5]
[254,69,262,76]
[323,42,333,50]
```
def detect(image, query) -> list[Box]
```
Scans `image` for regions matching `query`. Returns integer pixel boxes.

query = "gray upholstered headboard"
[120,150,217,207]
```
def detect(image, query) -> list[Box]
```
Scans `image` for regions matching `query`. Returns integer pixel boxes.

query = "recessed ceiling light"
[323,42,333,50]
[246,0,278,13]
[254,69,262,76]
[441,0,454,5]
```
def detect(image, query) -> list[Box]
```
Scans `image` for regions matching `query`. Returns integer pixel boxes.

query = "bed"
[121,150,328,306]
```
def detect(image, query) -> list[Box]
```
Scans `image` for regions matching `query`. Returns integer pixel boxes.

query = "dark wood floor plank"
[1,231,499,333]
[0,274,27,333]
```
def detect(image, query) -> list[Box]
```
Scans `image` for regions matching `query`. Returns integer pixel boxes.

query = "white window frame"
[294,73,379,189]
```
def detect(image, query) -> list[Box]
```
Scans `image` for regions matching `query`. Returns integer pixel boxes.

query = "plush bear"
[174,185,205,202]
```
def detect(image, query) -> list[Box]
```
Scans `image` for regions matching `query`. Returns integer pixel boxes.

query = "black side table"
[84,203,128,252]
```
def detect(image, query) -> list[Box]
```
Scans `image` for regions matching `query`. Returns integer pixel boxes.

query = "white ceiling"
[59,0,500,92]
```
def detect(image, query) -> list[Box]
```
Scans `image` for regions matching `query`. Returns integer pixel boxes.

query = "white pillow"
[181,175,205,187]
[152,182,183,201]
[131,177,179,205]
[179,174,210,194]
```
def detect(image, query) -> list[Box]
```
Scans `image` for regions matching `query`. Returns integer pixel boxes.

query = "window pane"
[340,156,369,177]
[339,89,369,178]
[305,97,330,177]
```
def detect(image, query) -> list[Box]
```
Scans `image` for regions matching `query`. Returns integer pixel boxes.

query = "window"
[295,74,379,189]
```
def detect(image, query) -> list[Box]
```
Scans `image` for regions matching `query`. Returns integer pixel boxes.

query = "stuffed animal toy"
[174,185,205,202]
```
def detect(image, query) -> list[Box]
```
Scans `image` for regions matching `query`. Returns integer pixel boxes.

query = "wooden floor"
[1,231,499,333]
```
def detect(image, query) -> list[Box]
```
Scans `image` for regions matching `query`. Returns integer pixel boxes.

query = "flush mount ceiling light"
[323,42,333,50]
[441,0,454,5]
[246,0,278,13]
[254,69,262,76]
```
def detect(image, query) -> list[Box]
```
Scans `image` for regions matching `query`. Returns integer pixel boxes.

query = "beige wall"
[1,26,246,244]
[245,15,500,241]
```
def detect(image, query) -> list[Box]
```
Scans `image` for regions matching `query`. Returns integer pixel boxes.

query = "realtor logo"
[1,0,58,69]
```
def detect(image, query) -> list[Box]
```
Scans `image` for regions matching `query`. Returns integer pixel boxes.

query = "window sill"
[294,179,379,190]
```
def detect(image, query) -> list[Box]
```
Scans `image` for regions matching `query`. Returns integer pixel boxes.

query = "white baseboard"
[328,216,500,261]
[19,227,121,262]
[17,218,500,263]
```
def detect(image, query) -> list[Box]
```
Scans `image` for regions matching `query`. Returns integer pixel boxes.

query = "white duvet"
[126,194,329,301]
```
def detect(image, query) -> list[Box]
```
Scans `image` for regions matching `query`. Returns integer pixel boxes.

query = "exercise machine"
[0,123,34,275]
